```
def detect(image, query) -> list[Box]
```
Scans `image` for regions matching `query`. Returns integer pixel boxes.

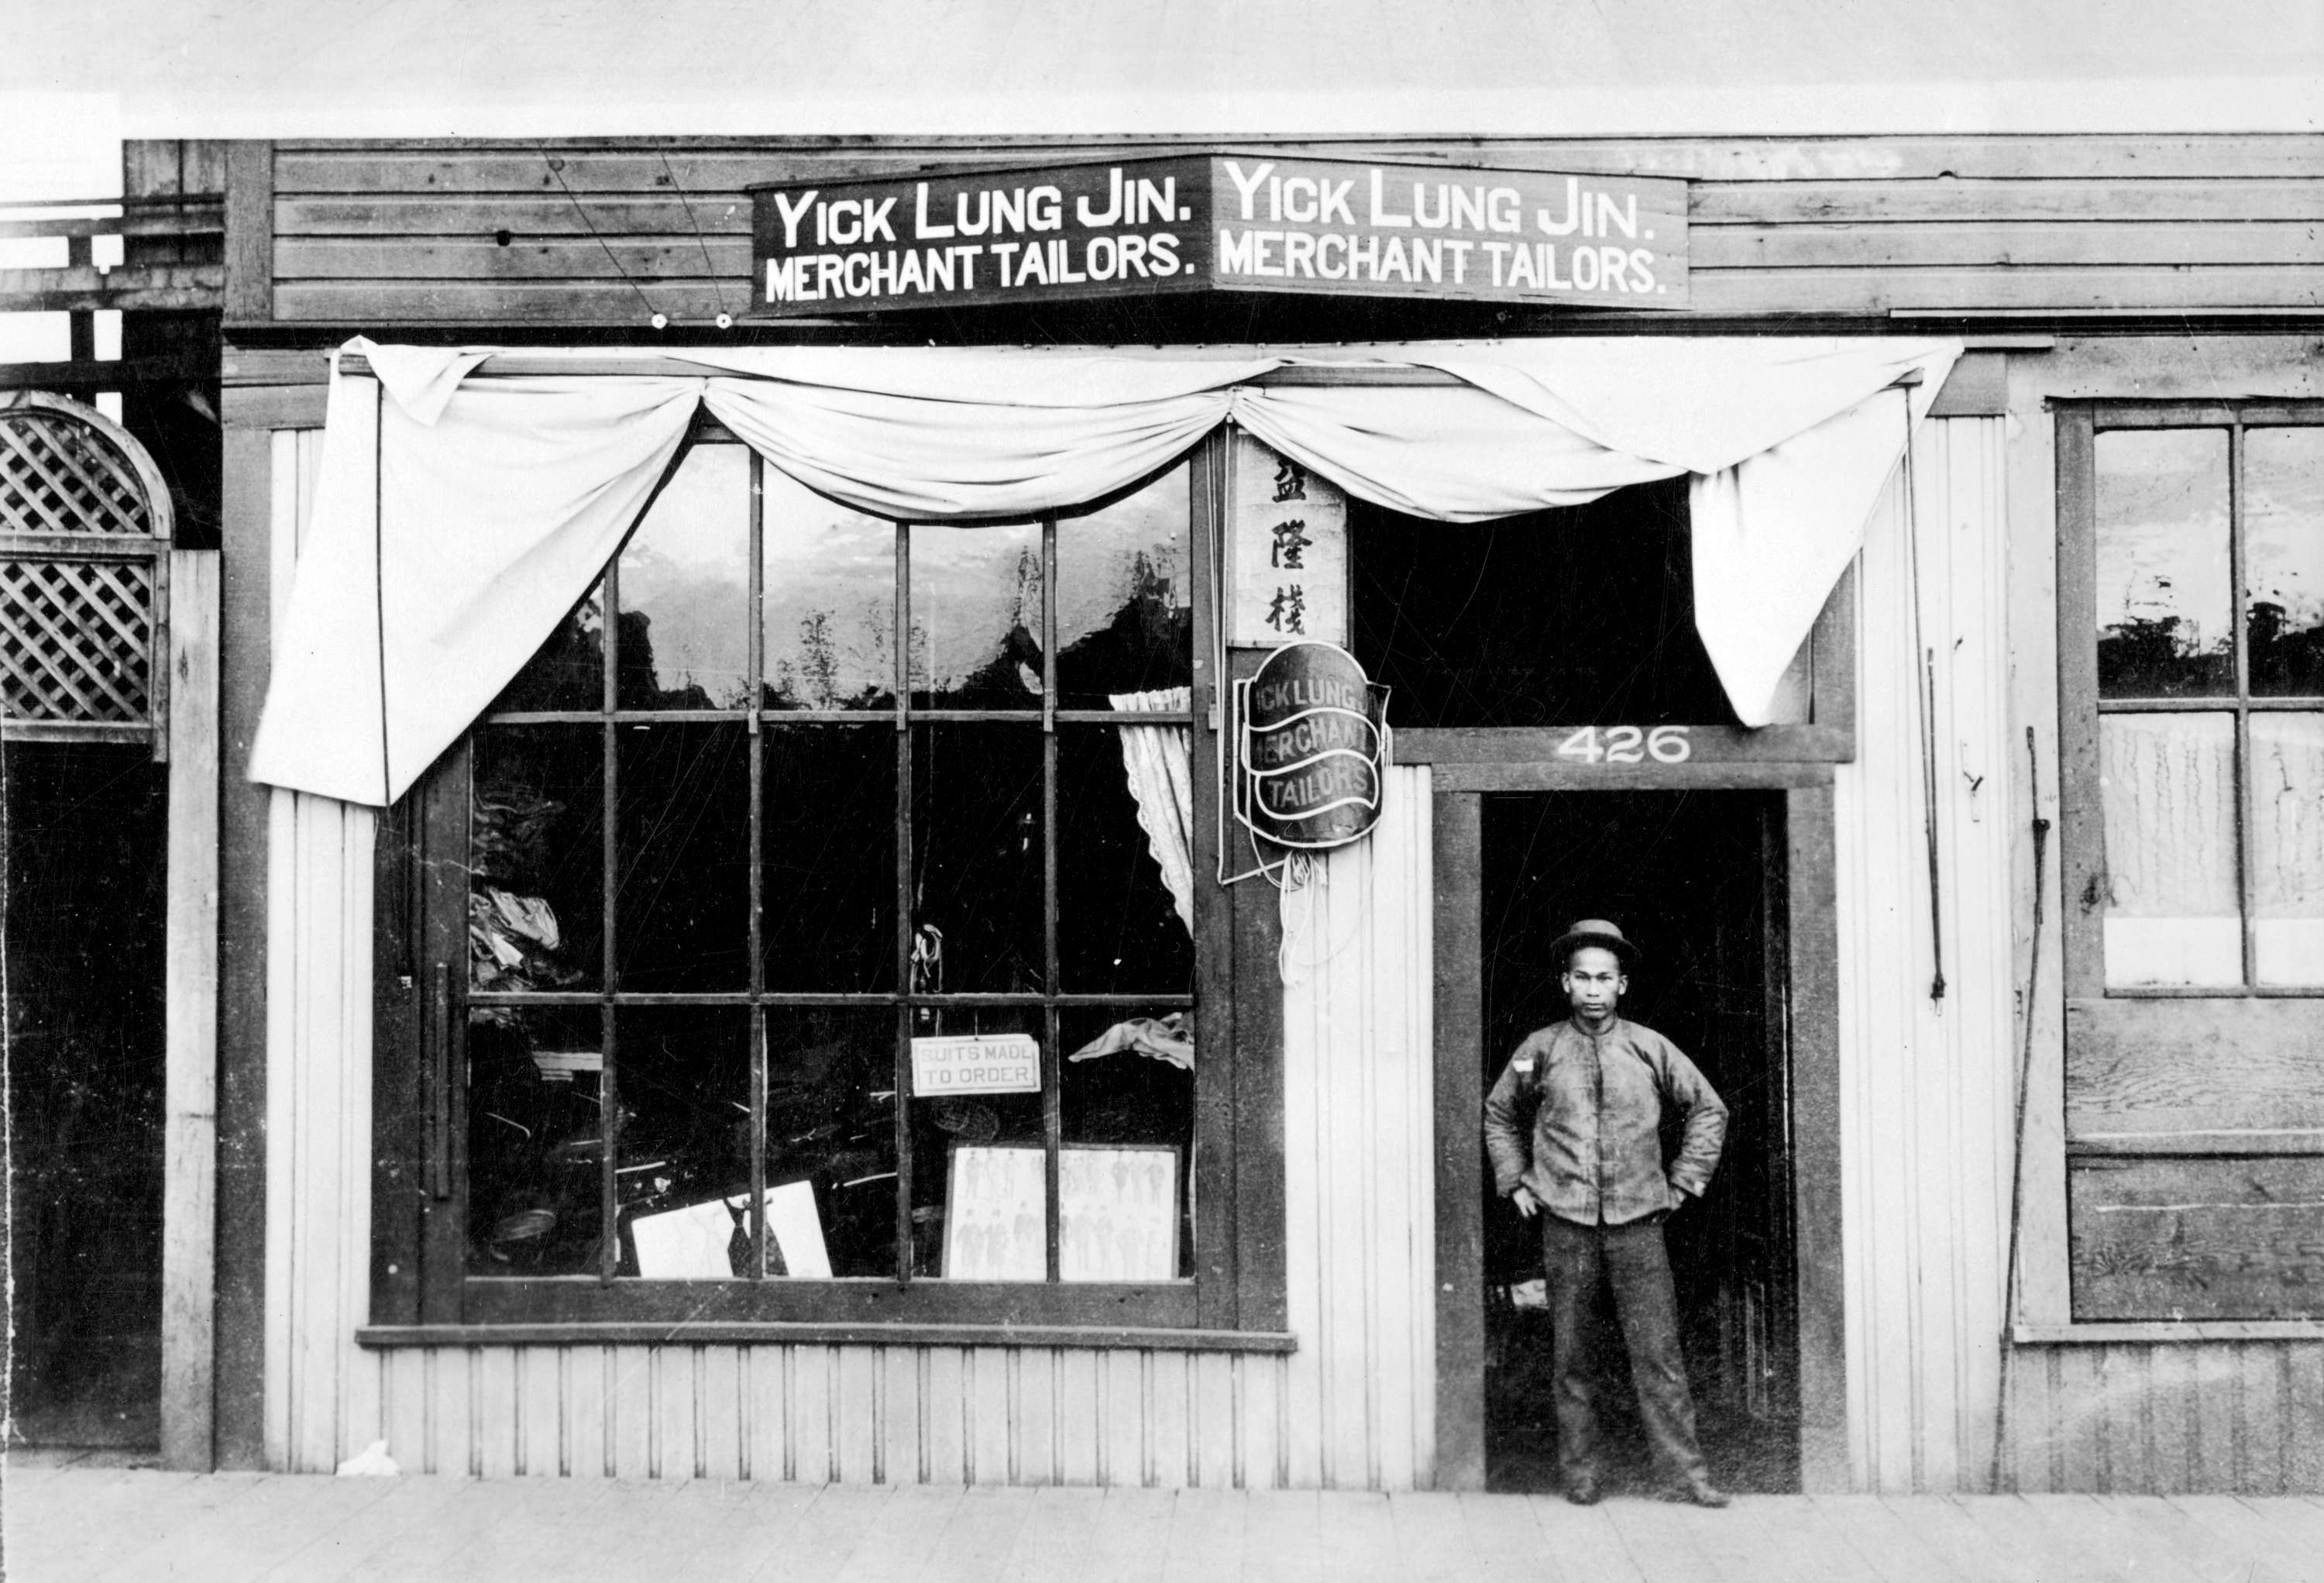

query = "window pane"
[911,521,1043,710]
[763,725,898,993]
[490,581,604,714]
[761,468,896,711]
[1057,464,1191,705]
[615,446,751,710]
[1057,725,1194,994]
[2100,712,2241,986]
[2251,713,2324,987]
[615,723,750,992]
[2245,427,2324,698]
[614,1008,752,1278]
[2095,428,2234,697]
[910,724,1045,993]
[763,1007,897,1277]
[471,724,602,992]
[1062,1004,1194,1281]
[466,1005,606,1276]
[909,1008,1047,1280]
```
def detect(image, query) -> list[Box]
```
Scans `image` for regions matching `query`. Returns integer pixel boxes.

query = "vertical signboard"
[1226,432,1348,648]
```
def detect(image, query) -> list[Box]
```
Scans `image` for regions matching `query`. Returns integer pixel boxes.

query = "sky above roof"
[5,0,2322,146]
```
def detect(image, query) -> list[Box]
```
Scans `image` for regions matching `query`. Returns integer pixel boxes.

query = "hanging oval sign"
[1239,641,1388,850]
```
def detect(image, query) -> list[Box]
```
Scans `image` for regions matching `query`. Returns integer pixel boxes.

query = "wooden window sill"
[2013,1320,2324,1345]
[357,1322,1298,1353]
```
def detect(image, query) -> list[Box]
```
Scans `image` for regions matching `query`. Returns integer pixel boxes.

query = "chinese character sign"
[1228,432,1347,647]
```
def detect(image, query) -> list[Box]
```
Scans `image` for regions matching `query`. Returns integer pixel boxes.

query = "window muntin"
[2090,417,2324,992]
[459,442,1199,1294]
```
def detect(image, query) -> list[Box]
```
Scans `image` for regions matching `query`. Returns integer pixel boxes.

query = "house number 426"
[1556,725,1693,764]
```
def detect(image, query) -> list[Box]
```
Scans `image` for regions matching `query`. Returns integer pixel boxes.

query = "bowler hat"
[1551,918,1638,969]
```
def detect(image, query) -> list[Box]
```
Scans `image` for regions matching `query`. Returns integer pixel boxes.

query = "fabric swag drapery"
[250,336,1960,805]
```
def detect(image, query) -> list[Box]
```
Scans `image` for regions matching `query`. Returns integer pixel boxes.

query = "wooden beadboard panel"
[1834,416,2019,1492]
[2003,1340,2324,1492]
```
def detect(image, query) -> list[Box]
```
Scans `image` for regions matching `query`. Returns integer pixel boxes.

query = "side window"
[2059,405,2324,1322]
[439,439,1207,1313]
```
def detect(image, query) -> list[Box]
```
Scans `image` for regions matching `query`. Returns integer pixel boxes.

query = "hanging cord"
[540,146,665,325]
[656,150,732,324]
[1991,727,2051,1492]
[1901,394,1947,1003]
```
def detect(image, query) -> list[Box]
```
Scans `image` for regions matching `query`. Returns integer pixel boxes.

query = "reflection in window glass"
[615,724,751,993]
[471,725,601,991]
[1057,464,1192,705]
[2251,713,2324,986]
[2100,713,2241,986]
[2245,428,2324,698]
[761,468,896,711]
[2095,429,2233,697]
[763,726,896,993]
[490,582,605,713]
[466,1005,605,1276]
[1057,724,1194,995]
[614,1008,751,1278]
[910,521,1043,709]
[910,724,1044,993]
[617,446,751,709]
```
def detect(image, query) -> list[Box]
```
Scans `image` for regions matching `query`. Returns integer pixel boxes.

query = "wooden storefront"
[20,130,2319,1492]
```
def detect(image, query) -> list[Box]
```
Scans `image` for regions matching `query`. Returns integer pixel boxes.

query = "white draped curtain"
[1109,687,1197,935]
[251,336,1958,806]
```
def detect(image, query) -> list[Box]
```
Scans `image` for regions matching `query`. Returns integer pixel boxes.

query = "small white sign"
[910,1032,1041,1096]
[1226,431,1348,647]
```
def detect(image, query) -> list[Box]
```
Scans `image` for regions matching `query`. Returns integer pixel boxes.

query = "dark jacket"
[1482,1017,1728,1227]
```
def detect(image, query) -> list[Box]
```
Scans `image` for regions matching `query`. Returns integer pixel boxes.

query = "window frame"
[2052,397,2324,1327]
[366,427,1289,1344]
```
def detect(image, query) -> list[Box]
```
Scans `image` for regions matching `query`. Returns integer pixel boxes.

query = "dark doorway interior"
[3,742,167,1451]
[1480,790,1798,1495]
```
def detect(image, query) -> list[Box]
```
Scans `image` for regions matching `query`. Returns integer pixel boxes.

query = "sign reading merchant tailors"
[748,156,1689,316]
[1236,642,1390,852]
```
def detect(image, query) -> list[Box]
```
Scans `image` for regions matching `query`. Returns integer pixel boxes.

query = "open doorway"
[1478,790,1798,1495]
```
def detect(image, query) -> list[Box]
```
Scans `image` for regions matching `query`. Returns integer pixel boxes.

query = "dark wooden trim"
[1927,350,2011,418]
[367,795,422,1327]
[2052,406,2104,1002]
[1433,761,1834,793]
[2089,402,2324,429]
[1810,563,1858,744]
[358,1321,1296,1352]
[2067,1131,2324,1157]
[1785,781,1848,1494]
[1228,659,1289,1330]
[222,384,327,431]
[1397,724,1851,766]
[1430,790,1485,1492]
[222,142,273,325]
[212,425,273,1469]
[458,1275,1198,1328]
[1189,431,1239,1331]
[2013,1320,2324,1345]
[419,743,471,1326]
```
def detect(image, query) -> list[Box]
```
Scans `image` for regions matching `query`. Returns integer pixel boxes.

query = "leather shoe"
[1659,1473,1730,1509]
[1563,1474,1602,1506]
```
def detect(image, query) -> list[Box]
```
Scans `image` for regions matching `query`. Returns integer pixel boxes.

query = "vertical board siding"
[2003,1340,2324,1492]
[1834,416,2017,1492]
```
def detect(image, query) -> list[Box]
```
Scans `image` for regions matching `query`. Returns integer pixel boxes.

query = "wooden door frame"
[1425,766,1843,1492]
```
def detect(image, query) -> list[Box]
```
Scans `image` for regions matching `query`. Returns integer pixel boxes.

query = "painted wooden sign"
[1226,431,1348,647]
[748,156,1687,315]
[909,1032,1040,1096]
[1236,641,1389,851]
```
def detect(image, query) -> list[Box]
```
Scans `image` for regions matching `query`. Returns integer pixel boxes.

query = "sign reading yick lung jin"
[748,155,1688,316]
[1236,642,1390,852]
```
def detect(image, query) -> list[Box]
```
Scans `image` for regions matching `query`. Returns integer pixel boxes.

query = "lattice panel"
[0,556,155,722]
[0,408,152,538]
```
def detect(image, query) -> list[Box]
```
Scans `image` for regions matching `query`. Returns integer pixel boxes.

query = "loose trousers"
[1539,1213,1709,1485]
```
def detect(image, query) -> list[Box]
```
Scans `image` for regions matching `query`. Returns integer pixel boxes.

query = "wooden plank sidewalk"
[5,1457,2321,1583]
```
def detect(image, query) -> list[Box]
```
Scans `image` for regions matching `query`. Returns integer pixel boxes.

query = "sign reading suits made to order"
[749,156,1688,315]
[1236,641,1388,852]
[910,1033,1040,1096]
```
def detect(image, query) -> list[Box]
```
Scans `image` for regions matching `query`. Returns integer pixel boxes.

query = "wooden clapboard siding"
[1833,415,2019,1492]
[257,136,2324,325]
[2068,1157,2324,1322]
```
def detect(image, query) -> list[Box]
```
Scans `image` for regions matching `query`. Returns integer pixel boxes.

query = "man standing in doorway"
[1483,918,1731,1508]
